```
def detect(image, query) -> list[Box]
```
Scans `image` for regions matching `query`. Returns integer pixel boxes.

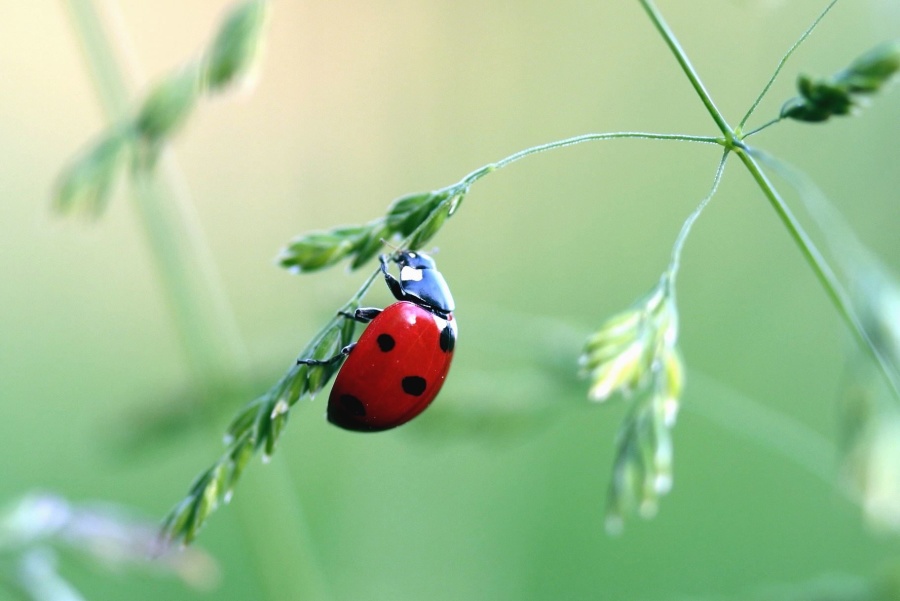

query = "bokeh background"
[2,1,900,599]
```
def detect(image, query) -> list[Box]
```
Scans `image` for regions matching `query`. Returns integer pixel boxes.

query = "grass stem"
[459,131,720,187]
[63,1,327,598]
[638,0,898,403]
[734,148,900,401]
[638,0,733,139]
[738,0,839,129]
[65,0,245,384]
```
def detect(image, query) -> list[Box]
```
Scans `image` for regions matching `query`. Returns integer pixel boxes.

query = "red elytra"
[327,301,457,432]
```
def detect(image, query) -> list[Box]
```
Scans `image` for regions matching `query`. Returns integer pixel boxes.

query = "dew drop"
[654,473,673,495]
[270,399,289,418]
[661,397,679,427]
[447,194,464,216]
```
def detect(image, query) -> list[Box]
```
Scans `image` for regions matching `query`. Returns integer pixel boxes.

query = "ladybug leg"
[380,253,407,302]
[296,343,356,366]
[338,307,381,323]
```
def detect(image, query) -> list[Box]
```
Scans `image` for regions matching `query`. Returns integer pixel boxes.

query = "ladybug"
[298,250,457,432]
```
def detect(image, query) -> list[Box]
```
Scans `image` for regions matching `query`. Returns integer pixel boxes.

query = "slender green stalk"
[733,148,846,324]
[734,148,900,401]
[458,131,721,186]
[739,0,840,129]
[63,2,328,599]
[639,0,900,403]
[638,0,733,139]
[668,149,729,281]
[742,117,782,139]
[746,147,900,400]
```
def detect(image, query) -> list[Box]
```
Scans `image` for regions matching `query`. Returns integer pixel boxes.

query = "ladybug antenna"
[379,238,401,253]
[379,239,405,261]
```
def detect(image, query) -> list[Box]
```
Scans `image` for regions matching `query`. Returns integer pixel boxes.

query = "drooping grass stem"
[347,131,722,309]
[459,132,720,186]
[668,150,729,282]
[63,2,329,599]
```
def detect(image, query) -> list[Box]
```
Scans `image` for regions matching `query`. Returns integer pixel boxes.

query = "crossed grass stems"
[139,0,898,543]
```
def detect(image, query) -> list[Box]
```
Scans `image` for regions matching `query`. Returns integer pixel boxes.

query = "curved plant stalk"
[62,2,329,600]
[666,151,729,281]
[279,131,719,274]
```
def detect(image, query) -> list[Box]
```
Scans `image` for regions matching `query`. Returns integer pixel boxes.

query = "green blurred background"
[2,0,900,599]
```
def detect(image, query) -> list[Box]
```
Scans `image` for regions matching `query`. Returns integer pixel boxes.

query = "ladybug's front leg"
[296,343,356,366]
[380,254,405,302]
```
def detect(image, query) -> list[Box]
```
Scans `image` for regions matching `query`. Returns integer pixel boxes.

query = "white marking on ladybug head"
[400,266,423,282]
[432,315,447,329]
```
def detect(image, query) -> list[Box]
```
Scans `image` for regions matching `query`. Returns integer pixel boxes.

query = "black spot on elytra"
[339,394,366,416]
[439,324,455,353]
[401,376,427,396]
[376,333,395,352]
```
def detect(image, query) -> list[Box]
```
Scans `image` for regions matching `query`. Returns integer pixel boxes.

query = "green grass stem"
[739,0,840,130]
[64,0,245,384]
[639,0,734,140]
[734,148,900,400]
[667,150,729,282]
[459,131,720,186]
[637,0,898,404]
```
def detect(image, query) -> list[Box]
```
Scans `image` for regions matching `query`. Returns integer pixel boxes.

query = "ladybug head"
[393,250,437,271]
[385,250,454,316]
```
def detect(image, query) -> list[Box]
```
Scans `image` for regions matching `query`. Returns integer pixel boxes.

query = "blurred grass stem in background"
[64,0,245,387]
[62,1,330,599]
